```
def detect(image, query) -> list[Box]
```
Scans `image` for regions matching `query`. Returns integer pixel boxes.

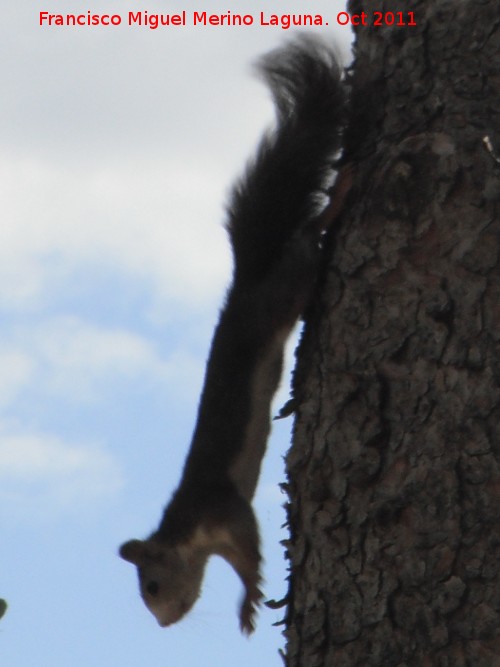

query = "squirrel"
[119,34,350,635]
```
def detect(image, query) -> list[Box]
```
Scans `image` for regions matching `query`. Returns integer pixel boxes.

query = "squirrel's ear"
[119,539,148,565]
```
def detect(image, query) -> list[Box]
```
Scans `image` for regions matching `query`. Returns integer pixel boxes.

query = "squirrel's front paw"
[239,583,263,635]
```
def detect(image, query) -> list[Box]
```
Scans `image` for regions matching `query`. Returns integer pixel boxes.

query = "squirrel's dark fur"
[119,35,349,635]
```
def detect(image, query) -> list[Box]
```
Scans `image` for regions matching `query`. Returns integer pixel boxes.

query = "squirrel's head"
[119,538,207,627]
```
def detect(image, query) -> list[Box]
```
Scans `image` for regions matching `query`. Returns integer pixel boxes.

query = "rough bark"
[284,1,500,665]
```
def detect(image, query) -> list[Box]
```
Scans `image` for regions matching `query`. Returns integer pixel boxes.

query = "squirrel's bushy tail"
[226,35,347,285]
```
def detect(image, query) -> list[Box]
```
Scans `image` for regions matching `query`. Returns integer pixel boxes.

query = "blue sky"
[1,2,351,664]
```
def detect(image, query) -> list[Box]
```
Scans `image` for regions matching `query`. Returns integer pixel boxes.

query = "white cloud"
[0,428,124,514]
[35,315,207,401]
[0,315,204,407]
[0,350,34,407]
[36,316,166,391]
[0,154,231,313]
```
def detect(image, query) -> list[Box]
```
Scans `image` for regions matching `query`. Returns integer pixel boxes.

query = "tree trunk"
[284,1,500,665]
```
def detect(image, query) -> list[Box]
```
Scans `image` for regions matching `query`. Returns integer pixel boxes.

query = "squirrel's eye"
[146,581,160,597]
